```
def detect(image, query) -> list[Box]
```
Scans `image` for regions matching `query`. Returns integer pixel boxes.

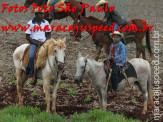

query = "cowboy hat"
[96,0,108,6]
[33,8,45,13]
[110,31,124,38]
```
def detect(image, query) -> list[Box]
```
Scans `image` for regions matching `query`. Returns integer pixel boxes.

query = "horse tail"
[146,29,153,58]
[147,64,154,108]
[80,2,86,16]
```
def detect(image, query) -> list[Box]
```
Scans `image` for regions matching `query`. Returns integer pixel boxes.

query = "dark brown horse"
[24,0,86,38]
[75,15,153,61]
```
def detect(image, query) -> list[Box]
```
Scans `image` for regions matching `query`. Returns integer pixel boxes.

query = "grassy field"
[0,105,140,122]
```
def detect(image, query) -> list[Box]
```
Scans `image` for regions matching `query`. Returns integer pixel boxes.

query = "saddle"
[22,45,41,72]
[104,60,137,87]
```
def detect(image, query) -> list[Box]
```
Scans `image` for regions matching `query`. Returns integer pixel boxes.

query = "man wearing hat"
[25,8,51,85]
[96,0,129,32]
[108,31,127,96]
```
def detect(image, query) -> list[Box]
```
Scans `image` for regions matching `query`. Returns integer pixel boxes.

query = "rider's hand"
[37,42,44,46]
[111,56,114,60]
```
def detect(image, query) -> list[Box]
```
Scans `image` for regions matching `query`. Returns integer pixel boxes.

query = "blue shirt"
[108,41,127,66]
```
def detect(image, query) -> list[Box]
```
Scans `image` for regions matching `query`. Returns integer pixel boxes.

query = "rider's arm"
[26,34,39,46]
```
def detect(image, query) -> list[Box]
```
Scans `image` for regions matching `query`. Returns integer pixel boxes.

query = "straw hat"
[110,31,124,38]
[96,0,108,6]
[33,8,44,14]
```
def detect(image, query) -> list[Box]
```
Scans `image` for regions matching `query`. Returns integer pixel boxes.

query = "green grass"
[0,105,140,122]
[31,92,38,97]
[84,96,91,103]
[68,89,77,95]
[60,83,69,88]
[70,109,140,122]
[0,105,65,122]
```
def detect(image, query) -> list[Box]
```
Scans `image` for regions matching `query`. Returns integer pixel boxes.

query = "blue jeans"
[111,63,120,91]
[50,0,59,15]
[114,22,119,31]
[28,40,38,77]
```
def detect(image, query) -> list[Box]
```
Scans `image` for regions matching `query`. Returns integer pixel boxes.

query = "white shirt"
[25,18,51,42]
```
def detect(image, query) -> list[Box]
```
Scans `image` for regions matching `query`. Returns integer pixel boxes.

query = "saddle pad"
[22,45,40,68]
[119,62,137,82]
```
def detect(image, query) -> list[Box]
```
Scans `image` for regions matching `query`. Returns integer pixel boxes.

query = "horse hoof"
[19,102,23,107]
[142,109,147,114]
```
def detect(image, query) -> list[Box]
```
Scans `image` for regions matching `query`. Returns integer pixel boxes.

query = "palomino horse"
[24,0,86,39]
[75,16,153,61]
[74,53,154,114]
[13,38,66,114]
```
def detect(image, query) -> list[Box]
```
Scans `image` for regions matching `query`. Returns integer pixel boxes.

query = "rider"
[25,8,51,85]
[47,0,59,19]
[96,0,129,43]
[108,31,127,96]
[47,0,66,19]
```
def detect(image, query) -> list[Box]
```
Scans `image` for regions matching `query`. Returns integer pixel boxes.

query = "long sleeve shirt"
[108,41,127,66]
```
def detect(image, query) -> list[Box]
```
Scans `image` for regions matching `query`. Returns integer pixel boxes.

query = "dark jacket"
[105,6,128,26]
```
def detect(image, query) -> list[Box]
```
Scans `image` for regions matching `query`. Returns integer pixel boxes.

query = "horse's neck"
[87,59,103,78]
[81,17,103,36]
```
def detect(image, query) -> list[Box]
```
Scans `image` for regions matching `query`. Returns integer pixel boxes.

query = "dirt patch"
[0,78,159,122]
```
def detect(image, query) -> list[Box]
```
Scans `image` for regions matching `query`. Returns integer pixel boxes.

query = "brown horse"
[24,0,86,38]
[75,15,153,61]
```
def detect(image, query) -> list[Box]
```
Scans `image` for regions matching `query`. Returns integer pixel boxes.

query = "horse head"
[48,37,66,70]
[74,53,89,84]
[24,0,47,7]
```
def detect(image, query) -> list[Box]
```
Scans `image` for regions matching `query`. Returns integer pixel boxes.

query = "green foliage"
[84,96,91,103]
[0,105,65,122]
[60,83,69,88]
[0,105,140,122]
[70,109,141,122]
[132,96,137,102]
[68,89,77,95]
[31,92,38,97]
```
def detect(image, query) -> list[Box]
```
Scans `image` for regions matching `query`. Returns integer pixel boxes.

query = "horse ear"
[62,36,66,43]
[78,52,82,58]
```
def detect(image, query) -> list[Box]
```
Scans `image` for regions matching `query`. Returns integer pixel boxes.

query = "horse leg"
[147,79,154,109]
[95,46,102,61]
[21,71,28,88]
[16,69,23,106]
[43,79,51,113]
[139,81,148,114]
[136,42,144,59]
[96,89,102,109]
[51,72,62,114]
[100,88,107,110]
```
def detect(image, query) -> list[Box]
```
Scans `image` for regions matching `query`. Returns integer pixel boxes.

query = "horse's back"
[128,58,151,78]
[13,44,29,68]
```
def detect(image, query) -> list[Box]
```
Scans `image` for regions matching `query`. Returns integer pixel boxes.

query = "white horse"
[74,53,154,114]
[13,37,66,114]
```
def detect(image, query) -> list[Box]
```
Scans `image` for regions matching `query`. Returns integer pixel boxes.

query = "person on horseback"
[47,0,59,19]
[25,8,51,85]
[108,31,127,96]
[96,0,129,43]
[47,0,66,19]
